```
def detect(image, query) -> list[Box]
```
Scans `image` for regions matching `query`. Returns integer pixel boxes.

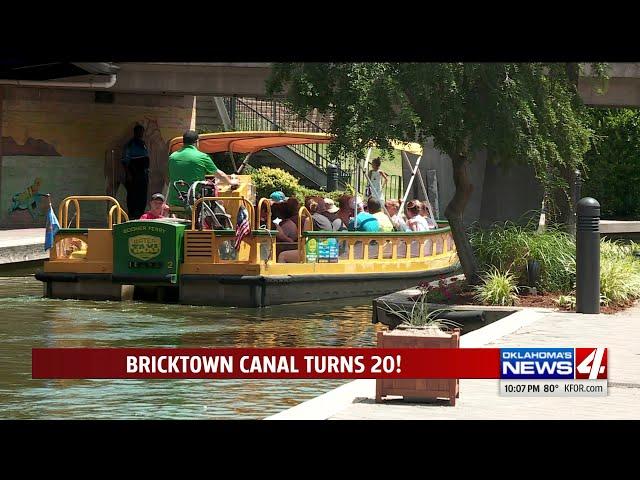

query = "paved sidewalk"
[0,229,47,265]
[270,305,640,420]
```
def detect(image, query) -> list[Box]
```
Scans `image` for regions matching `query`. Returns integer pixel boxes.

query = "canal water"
[0,267,493,419]
[0,272,383,419]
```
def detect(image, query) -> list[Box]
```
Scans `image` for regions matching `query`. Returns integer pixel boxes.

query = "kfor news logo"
[500,348,608,380]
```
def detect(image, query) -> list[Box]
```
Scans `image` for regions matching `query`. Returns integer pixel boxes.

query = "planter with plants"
[376,291,461,406]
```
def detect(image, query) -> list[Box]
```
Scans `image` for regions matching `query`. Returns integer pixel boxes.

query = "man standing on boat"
[122,124,150,219]
[167,130,239,209]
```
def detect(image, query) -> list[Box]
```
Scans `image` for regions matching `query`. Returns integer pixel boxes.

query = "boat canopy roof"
[168,131,423,156]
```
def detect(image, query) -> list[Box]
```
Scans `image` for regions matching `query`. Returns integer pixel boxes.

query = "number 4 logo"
[575,348,608,379]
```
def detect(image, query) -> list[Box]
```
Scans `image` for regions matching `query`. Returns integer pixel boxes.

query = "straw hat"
[324,198,339,213]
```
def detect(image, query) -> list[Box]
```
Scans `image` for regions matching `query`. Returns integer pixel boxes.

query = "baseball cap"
[151,193,165,201]
[269,191,287,202]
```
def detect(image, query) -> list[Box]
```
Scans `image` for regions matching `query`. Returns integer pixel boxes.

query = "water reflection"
[0,276,381,419]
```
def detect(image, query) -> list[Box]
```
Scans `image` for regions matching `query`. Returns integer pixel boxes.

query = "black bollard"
[326,164,338,192]
[576,197,600,314]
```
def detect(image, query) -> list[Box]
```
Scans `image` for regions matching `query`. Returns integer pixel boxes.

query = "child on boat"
[140,193,171,220]
[367,157,389,204]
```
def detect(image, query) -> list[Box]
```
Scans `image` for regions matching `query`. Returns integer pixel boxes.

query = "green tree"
[583,107,640,218]
[267,63,601,284]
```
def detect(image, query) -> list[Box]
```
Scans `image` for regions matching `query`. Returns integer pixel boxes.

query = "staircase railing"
[223,96,402,198]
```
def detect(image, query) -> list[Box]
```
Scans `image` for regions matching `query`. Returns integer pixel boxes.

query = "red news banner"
[32,348,500,379]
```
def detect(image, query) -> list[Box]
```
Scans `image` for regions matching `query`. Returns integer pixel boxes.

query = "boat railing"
[58,195,128,229]
[298,225,456,263]
[49,196,127,264]
[256,198,272,229]
[296,206,314,259]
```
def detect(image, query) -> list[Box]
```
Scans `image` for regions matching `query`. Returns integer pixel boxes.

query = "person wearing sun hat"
[324,198,339,214]
[320,197,346,231]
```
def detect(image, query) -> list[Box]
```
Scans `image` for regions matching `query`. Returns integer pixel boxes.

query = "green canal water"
[0,272,383,419]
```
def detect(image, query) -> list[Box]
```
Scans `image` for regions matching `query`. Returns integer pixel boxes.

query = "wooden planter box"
[376,328,460,406]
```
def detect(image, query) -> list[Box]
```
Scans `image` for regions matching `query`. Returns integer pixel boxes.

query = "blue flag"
[44,204,60,251]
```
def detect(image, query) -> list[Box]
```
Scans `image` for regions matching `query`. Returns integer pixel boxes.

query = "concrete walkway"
[0,229,47,265]
[268,305,640,420]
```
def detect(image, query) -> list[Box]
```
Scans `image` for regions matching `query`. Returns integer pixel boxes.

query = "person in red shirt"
[140,193,170,220]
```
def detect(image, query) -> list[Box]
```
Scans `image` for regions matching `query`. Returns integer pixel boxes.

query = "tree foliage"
[583,107,640,218]
[267,63,604,282]
[268,63,594,191]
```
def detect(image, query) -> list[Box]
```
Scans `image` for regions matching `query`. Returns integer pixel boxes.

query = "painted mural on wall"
[1,136,61,226]
[0,92,192,229]
[8,177,45,219]
[1,136,61,156]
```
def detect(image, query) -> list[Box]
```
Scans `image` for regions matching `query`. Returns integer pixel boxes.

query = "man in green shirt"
[167,130,238,207]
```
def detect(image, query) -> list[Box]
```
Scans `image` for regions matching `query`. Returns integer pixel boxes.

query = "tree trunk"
[444,152,480,285]
[551,166,577,235]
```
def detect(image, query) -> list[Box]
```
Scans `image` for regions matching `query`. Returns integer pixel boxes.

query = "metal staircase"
[221,96,402,197]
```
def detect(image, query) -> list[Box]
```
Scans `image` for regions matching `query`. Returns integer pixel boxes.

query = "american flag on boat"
[234,206,251,250]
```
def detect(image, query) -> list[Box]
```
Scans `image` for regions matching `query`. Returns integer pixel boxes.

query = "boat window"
[57,237,88,260]
[435,237,444,255]
[382,240,393,259]
[397,240,408,259]
[423,239,433,257]
[368,240,379,259]
[447,235,455,252]
[338,240,349,260]
[219,240,238,260]
[260,242,272,261]
[353,241,364,260]
[410,240,421,258]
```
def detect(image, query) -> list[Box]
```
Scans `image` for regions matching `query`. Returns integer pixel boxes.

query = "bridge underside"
[5,62,640,107]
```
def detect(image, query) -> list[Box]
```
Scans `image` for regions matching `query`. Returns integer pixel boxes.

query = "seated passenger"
[306,197,333,231]
[140,193,171,220]
[276,198,301,248]
[406,200,431,231]
[385,199,411,232]
[277,198,312,263]
[368,197,394,232]
[348,198,380,232]
[321,198,346,231]
[269,190,288,203]
[336,195,354,227]
[418,199,438,229]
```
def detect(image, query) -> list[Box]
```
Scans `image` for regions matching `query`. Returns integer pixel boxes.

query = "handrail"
[297,206,313,260]
[224,96,353,182]
[256,198,272,229]
[107,204,130,229]
[191,196,254,231]
[58,196,122,229]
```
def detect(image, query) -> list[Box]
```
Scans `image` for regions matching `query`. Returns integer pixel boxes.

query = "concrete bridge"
[4,62,640,106]
[115,62,640,107]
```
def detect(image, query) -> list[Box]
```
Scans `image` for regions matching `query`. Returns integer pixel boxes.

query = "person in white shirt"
[367,157,389,204]
[385,199,411,232]
[406,200,431,231]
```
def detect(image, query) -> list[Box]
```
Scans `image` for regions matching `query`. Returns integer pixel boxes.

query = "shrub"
[251,167,306,201]
[251,166,353,203]
[599,252,640,305]
[473,267,519,306]
[469,223,575,293]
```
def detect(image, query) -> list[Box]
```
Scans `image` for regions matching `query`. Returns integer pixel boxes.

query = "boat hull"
[37,265,458,307]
